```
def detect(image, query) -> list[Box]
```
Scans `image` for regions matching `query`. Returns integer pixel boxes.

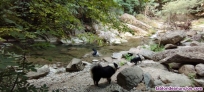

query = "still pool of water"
[27,38,149,65]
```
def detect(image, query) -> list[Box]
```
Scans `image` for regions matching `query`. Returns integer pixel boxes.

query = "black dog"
[130,54,142,65]
[90,63,118,86]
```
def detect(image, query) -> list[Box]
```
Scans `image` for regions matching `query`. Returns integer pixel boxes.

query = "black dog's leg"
[107,78,111,84]
[94,78,101,86]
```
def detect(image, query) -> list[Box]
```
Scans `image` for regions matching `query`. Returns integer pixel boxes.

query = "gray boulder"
[119,13,152,31]
[159,52,204,64]
[178,64,196,76]
[143,73,154,88]
[117,66,143,91]
[139,60,168,70]
[154,31,185,45]
[195,63,204,76]
[66,58,85,72]
[112,52,123,60]
[128,47,140,54]
[153,46,204,61]
[26,65,50,79]
[142,67,192,87]
[138,48,155,60]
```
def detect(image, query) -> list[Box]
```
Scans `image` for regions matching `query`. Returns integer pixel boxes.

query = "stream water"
[26,37,149,65]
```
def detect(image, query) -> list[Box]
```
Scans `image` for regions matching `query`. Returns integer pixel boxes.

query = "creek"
[24,37,149,65]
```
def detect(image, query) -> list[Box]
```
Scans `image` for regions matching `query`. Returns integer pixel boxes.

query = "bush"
[158,0,204,24]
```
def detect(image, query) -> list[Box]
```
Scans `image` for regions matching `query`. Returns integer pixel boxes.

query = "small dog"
[92,48,98,57]
[130,54,142,65]
[90,63,118,86]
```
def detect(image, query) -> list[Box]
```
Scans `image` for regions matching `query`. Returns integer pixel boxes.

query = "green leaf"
[0,55,16,69]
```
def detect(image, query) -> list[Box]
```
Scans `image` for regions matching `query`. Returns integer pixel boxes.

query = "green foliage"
[119,61,126,66]
[0,0,127,91]
[157,0,204,23]
[123,54,133,61]
[149,44,164,52]
[77,32,105,46]
[188,73,196,83]
[0,48,49,91]
[161,0,203,15]
[114,0,150,15]
[143,43,164,52]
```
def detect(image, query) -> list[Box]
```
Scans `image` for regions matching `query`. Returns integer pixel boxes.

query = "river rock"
[168,62,183,69]
[26,65,50,79]
[178,64,196,76]
[120,32,133,39]
[190,41,201,46]
[112,52,123,60]
[159,52,204,64]
[195,63,204,76]
[117,66,144,91]
[128,47,140,54]
[186,30,197,37]
[153,80,164,86]
[60,38,72,45]
[125,24,148,36]
[139,60,168,70]
[153,46,204,61]
[194,79,204,87]
[143,73,154,88]
[66,58,85,72]
[119,13,152,30]
[103,57,113,62]
[154,31,185,45]
[138,48,155,60]
[129,47,155,60]
[164,44,177,49]
[142,67,192,86]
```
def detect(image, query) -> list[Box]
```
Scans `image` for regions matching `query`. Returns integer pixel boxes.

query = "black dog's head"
[108,62,119,70]
[113,63,119,69]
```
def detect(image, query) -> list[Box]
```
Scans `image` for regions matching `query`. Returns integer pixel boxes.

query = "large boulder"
[139,60,168,70]
[112,52,123,60]
[142,67,192,87]
[195,63,204,76]
[125,24,148,36]
[178,64,196,76]
[129,47,156,60]
[66,58,85,72]
[159,52,204,64]
[153,46,204,61]
[26,65,50,79]
[119,13,152,30]
[117,66,144,91]
[154,31,186,45]
[138,49,155,60]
